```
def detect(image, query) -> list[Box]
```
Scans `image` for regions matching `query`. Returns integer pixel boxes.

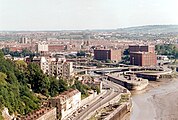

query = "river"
[130,78,178,120]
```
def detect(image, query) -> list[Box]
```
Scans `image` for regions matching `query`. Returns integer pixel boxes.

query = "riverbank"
[131,77,178,120]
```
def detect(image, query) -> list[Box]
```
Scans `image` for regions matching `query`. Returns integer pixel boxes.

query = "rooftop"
[20,107,56,120]
[51,89,80,102]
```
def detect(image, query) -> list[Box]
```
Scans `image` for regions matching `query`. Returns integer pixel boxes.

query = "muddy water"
[130,78,178,120]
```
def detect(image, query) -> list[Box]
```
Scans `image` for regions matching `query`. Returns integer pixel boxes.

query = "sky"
[0,0,178,30]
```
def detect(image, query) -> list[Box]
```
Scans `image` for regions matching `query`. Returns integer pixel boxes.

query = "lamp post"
[132,57,134,65]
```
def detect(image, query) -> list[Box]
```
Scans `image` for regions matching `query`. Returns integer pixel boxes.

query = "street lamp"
[132,57,134,65]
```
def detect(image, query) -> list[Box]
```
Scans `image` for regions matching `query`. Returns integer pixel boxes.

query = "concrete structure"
[107,73,148,90]
[20,107,56,120]
[130,52,157,66]
[48,89,81,119]
[94,49,121,62]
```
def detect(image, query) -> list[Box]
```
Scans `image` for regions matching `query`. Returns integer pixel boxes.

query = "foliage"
[49,77,68,97]
[121,55,130,64]
[1,47,38,57]
[155,44,178,58]
[123,48,129,55]
[105,59,112,63]
[0,49,95,118]
[91,86,100,94]
[0,50,40,116]
[15,60,27,71]
[71,80,91,97]
[76,51,86,57]
[0,113,3,120]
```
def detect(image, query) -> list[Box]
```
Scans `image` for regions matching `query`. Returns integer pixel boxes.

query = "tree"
[0,50,4,59]
[155,44,178,59]
[49,77,68,97]
[15,60,27,71]
[0,72,7,85]
[77,51,86,57]
[123,48,129,55]
[1,47,10,55]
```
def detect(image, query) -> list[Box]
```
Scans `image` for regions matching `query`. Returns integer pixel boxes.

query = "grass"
[81,94,89,100]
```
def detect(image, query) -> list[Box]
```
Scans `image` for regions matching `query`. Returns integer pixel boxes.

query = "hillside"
[117,25,178,34]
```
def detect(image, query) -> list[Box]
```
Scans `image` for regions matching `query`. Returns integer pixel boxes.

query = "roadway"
[70,79,123,120]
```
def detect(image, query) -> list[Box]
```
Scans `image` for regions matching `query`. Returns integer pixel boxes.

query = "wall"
[80,92,97,107]
[37,108,56,120]
[104,102,131,120]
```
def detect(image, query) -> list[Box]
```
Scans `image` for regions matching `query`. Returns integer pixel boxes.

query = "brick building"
[130,52,157,66]
[129,45,155,53]
[48,44,67,52]
[94,49,121,62]
[129,45,157,66]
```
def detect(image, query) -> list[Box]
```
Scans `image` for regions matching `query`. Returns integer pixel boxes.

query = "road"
[71,80,123,120]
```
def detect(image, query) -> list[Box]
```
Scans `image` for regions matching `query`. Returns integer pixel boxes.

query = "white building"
[33,56,73,78]
[49,89,81,119]
[37,42,48,53]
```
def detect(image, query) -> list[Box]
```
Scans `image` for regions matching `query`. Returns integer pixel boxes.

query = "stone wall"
[104,102,131,120]
[37,108,56,120]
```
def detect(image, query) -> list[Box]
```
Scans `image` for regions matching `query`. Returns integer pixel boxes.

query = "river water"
[130,78,178,120]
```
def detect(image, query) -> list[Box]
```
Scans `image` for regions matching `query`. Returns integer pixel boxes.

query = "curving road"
[72,80,123,120]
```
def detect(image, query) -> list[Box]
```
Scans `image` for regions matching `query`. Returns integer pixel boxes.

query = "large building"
[32,56,73,78]
[48,44,67,52]
[37,42,48,54]
[94,49,121,62]
[19,37,31,44]
[130,52,157,66]
[48,89,81,119]
[129,45,155,53]
[129,45,157,66]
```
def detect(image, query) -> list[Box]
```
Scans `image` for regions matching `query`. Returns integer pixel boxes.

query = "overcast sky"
[0,0,178,30]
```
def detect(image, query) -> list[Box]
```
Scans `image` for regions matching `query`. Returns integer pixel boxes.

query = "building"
[48,44,67,52]
[94,49,121,62]
[19,37,31,44]
[32,56,73,78]
[20,107,56,120]
[37,42,48,54]
[130,52,157,66]
[62,62,73,78]
[129,45,155,53]
[129,45,157,66]
[48,89,81,119]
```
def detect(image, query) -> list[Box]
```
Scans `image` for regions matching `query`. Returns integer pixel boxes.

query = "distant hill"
[117,25,178,34]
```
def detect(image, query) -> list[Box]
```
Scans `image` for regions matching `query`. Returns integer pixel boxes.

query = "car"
[100,96,104,99]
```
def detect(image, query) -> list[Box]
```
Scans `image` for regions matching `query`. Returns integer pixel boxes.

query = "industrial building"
[130,52,157,66]
[129,45,157,66]
[94,49,121,62]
